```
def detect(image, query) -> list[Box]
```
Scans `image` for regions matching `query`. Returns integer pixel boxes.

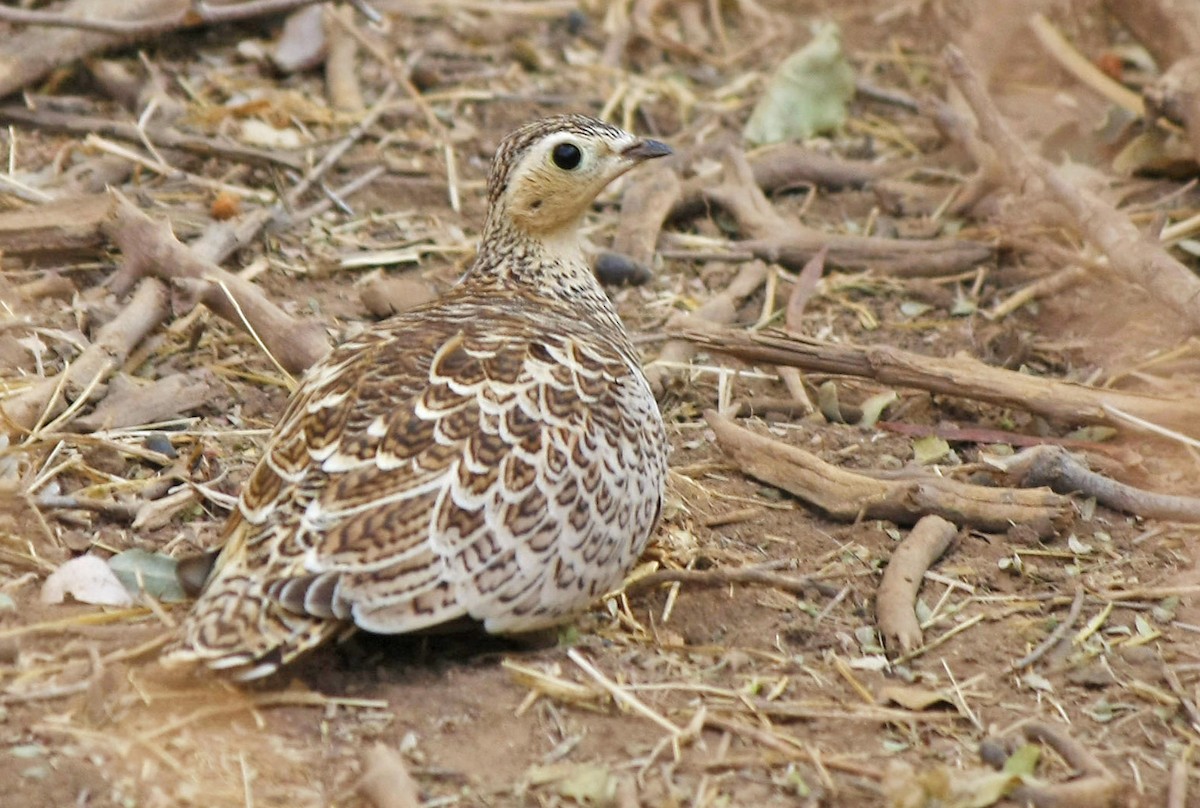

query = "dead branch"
[876,420,1139,465]
[987,265,1088,320]
[671,143,890,221]
[595,164,681,286]
[324,5,365,113]
[0,0,378,99]
[995,445,1200,522]
[645,261,768,395]
[702,147,795,239]
[1104,0,1200,164]
[1144,56,1200,166]
[742,228,994,278]
[705,411,1073,536]
[0,0,323,37]
[0,0,174,99]
[1008,723,1127,808]
[0,194,114,254]
[101,192,331,375]
[0,104,303,171]
[876,515,958,654]
[775,246,827,413]
[1006,586,1084,673]
[0,278,169,438]
[694,146,993,277]
[71,370,221,432]
[682,327,1200,432]
[943,45,1200,331]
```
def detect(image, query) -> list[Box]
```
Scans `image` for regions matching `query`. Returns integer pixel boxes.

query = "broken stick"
[704,411,1072,536]
[595,164,681,285]
[683,327,1200,432]
[102,192,330,376]
[996,444,1200,523]
[876,515,958,655]
[671,143,891,221]
[645,261,769,395]
[691,146,993,277]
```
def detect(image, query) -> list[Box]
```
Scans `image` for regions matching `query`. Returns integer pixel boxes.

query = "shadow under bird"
[167,114,673,680]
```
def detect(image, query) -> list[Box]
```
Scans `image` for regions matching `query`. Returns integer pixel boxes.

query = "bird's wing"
[172,308,664,677]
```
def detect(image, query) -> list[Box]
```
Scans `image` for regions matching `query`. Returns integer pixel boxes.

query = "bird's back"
[173,283,666,679]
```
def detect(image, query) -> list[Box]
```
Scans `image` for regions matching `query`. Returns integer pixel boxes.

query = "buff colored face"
[504,131,669,235]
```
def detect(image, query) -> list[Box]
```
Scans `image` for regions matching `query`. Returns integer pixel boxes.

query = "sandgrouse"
[168,115,672,679]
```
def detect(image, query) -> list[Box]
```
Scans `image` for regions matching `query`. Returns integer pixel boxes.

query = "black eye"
[551,142,582,170]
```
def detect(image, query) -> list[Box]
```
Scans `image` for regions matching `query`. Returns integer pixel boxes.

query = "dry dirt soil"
[2,0,1200,806]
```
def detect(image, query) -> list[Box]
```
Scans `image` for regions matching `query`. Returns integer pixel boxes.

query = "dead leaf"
[744,22,855,145]
[527,762,617,805]
[109,548,187,602]
[879,684,962,713]
[41,555,133,607]
[912,435,951,465]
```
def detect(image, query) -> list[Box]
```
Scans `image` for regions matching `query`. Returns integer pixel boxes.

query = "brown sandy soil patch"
[3,0,1200,805]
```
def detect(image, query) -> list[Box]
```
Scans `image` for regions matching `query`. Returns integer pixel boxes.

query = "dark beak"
[621,139,672,162]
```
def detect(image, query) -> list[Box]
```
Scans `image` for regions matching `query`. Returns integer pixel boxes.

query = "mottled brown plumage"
[167,115,671,679]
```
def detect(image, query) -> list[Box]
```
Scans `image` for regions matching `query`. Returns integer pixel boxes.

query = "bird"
[167,114,673,680]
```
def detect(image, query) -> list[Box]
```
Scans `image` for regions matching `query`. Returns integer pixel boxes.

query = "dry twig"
[683,327,1200,431]
[596,164,681,285]
[1006,586,1085,673]
[0,0,375,98]
[876,515,958,654]
[102,192,330,375]
[995,445,1200,522]
[688,147,992,277]
[671,142,891,221]
[704,411,1072,536]
[645,261,768,395]
[0,104,303,171]
[1011,723,1127,807]
[629,565,839,599]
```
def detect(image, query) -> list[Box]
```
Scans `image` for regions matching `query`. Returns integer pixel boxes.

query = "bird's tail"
[165,567,342,681]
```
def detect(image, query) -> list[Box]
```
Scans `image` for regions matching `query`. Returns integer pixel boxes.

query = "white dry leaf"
[743,21,856,145]
[1021,672,1054,693]
[848,654,890,672]
[41,555,133,607]
[239,119,303,150]
[1066,534,1093,555]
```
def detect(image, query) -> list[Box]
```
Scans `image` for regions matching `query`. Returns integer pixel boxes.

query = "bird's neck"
[465,217,627,336]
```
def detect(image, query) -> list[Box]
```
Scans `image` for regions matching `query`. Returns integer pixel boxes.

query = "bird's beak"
[620,139,673,162]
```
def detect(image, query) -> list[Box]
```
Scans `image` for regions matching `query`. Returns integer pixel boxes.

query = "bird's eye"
[551,142,583,170]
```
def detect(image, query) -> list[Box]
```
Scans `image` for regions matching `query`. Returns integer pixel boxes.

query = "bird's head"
[484,114,672,239]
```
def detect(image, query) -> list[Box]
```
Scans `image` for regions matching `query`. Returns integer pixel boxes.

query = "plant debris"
[3,0,1200,805]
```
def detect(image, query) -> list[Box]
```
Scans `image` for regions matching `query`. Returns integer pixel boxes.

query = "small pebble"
[978,738,1010,769]
[144,433,177,459]
[565,9,587,36]
[594,252,652,286]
